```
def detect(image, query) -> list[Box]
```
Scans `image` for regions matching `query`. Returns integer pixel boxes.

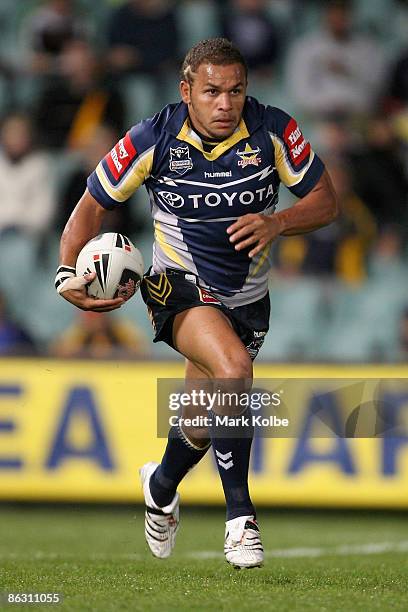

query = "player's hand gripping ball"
[76,233,144,301]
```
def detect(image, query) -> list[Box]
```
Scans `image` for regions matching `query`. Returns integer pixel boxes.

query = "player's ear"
[180,80,191,104]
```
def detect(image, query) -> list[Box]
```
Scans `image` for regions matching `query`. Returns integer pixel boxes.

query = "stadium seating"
[263,278,324,361]
[1,222,406,362]
[1,0,407,362]
[122,75,162,126]
[27,268,76,348]
[320,281,408,362]
[0,233,39,318]
[176,0,220,55]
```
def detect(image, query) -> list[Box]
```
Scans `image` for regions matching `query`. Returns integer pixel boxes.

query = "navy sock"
[210,410,255,521]
[149,424,210,508]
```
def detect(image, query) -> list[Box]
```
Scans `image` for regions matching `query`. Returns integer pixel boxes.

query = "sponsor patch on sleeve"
[283,118,311,166]
[105,131,137,181]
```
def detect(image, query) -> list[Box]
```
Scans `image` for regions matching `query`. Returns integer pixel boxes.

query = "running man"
[56,38,338,568]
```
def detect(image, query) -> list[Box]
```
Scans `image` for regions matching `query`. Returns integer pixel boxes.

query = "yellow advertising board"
[0,359,408,508]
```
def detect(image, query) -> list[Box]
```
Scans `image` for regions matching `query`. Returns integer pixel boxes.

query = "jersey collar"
[164,98,263,160]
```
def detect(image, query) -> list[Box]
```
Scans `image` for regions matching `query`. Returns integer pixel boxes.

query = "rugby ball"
[76,233,144,301]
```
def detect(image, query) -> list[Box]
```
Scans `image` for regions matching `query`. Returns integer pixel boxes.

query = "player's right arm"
[57,189,125,312]
[56,115,159,311]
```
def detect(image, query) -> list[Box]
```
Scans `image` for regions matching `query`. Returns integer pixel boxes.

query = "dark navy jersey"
[88,97,324,306]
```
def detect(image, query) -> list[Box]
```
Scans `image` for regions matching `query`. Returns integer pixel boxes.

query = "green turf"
[1,506,408,611]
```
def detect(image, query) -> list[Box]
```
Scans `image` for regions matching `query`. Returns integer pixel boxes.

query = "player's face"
[180,63,247,140]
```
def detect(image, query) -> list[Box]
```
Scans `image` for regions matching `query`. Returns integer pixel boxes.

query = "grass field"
[1,505,408,611]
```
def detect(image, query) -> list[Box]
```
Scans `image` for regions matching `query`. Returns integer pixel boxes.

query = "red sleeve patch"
[197,287,221,304]
[105,131,137,181]
[283,118,311,166]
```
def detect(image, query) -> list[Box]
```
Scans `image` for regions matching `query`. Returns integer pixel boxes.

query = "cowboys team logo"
[236,143,262,168]
[169,145,193,175]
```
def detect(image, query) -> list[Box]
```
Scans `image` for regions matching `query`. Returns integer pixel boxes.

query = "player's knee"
[210,353,253,416]
[214,352,253,384]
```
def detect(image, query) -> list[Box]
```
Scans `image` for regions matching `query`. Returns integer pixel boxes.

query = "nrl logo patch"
[169,145,193,175]
[236,143,262,168]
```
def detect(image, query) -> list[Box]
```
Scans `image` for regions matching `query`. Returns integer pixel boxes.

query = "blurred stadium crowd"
[0,0,407,362]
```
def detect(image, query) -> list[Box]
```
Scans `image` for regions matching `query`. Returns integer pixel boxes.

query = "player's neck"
[187,118,225,151]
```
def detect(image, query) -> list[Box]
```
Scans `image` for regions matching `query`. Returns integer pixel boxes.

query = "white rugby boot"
[139,461,180,559]
[224,515,264,568]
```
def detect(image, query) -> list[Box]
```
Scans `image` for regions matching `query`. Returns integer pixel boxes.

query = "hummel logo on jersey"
[169,145,193,175]
[236,143,262,168]
[204,171,232,178]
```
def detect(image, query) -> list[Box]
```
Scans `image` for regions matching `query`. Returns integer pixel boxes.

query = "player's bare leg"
[140,330,214,559]
[173,306,253,382]
[141,306,262,565]
[172,306,264,568]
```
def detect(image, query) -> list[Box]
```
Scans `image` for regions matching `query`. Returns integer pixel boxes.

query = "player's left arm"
[228,169,338,257]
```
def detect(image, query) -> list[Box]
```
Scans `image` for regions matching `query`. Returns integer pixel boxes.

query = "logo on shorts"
[169,145,193,175]
[145,274,172,306]
[197,287,221,304]
[246,330,266,359]
[236,143,262,168]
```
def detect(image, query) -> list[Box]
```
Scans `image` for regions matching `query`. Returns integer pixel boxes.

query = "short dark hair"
[180,37,248,84]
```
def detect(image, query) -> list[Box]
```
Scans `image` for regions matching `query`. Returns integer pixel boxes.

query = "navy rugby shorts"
[140,268,270,360]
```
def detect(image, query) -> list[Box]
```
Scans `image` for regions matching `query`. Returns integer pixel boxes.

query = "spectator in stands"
[276,159,376,283]
[20,0,87,76]
[34,39,125,150]
[385,47,408,112]
[286,0,386,120]
[368,224,406,284]
[313,117,356,157]
[0,3,18,110]
[348,115,408,231]
[326,159,376,284]
[398,307,408,361]
[312,114,407,234]
[273,235,306,279]
[106,0,179,79]
[57,124,145,237]
[0,113,55,238]
[49,311,149,359]
[0,291,37,356]
[221,0,280,76]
